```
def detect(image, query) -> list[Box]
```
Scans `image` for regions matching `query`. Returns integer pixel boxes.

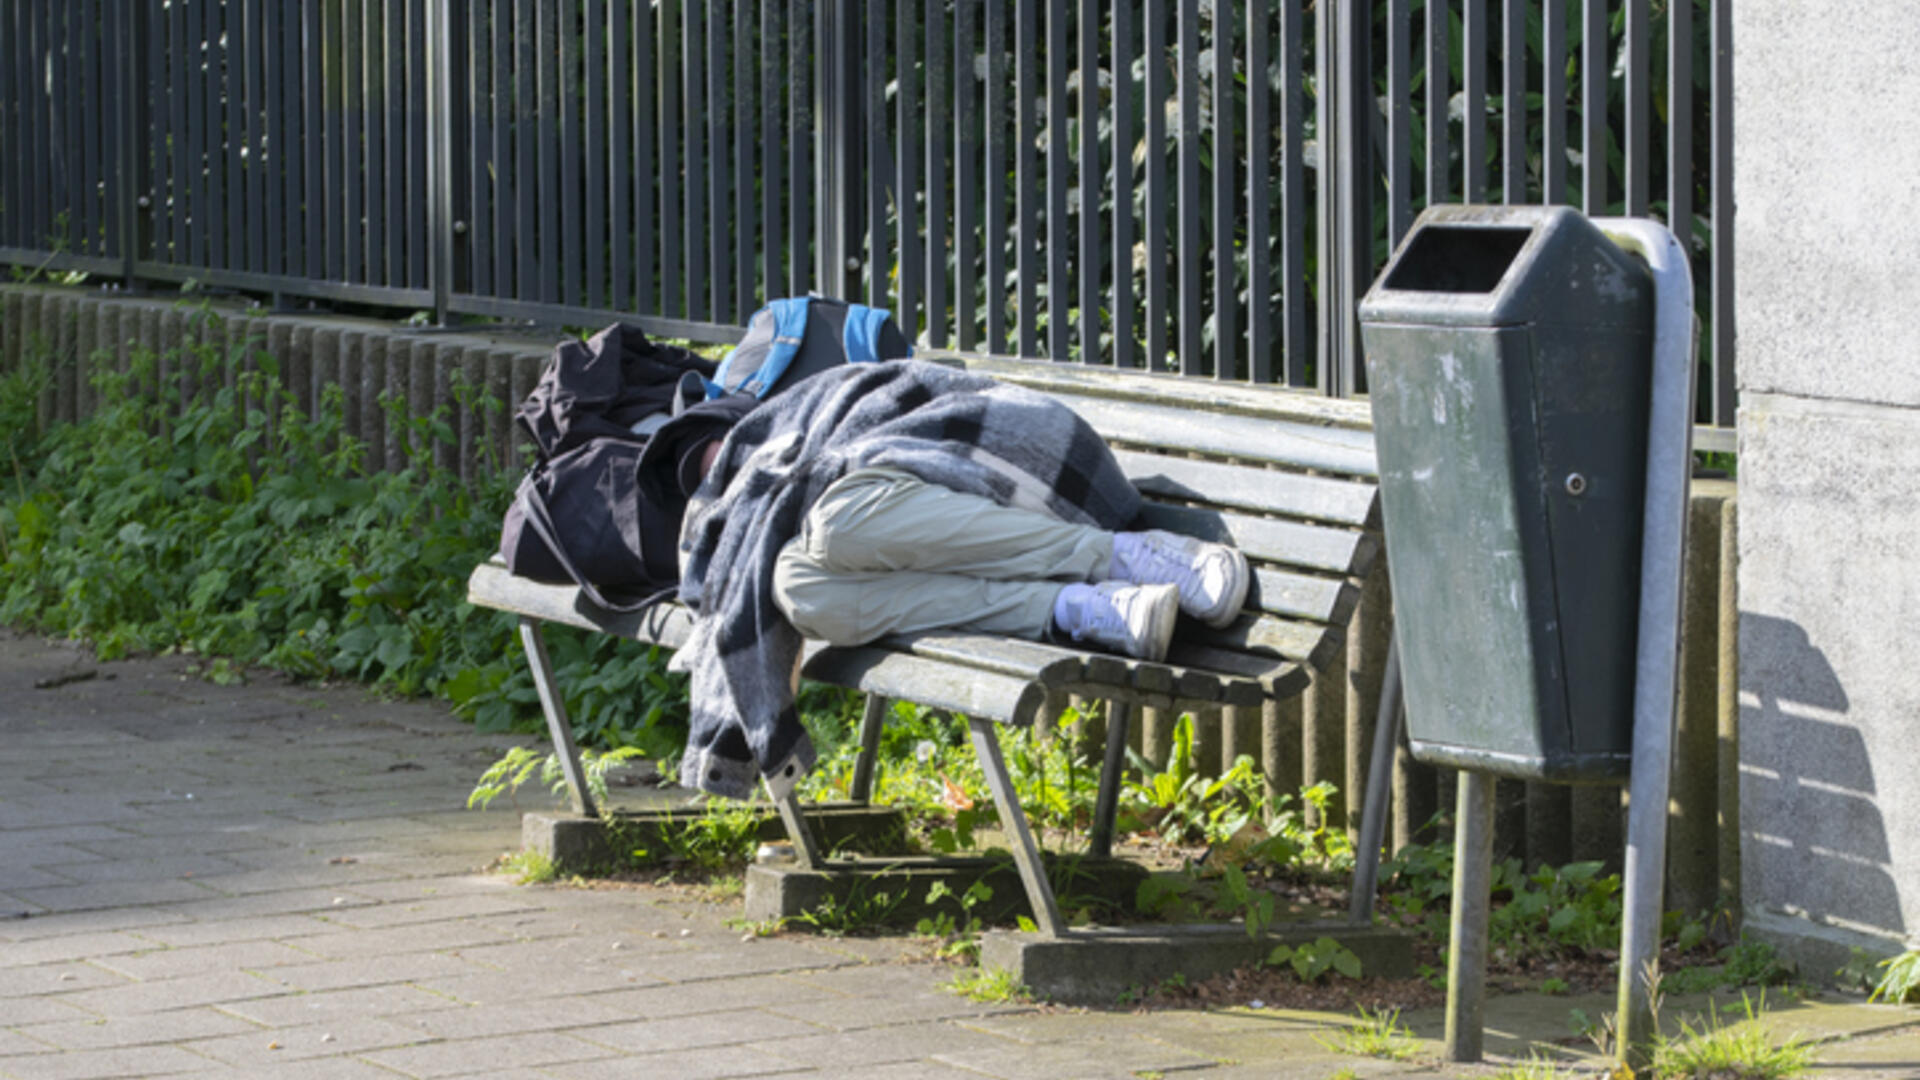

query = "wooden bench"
[466,356,1384,938]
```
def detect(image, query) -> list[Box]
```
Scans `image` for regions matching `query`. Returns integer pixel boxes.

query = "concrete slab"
[742,853,1150,927]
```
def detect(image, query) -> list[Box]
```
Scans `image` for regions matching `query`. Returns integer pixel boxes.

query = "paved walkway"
[3,630,1917,1080]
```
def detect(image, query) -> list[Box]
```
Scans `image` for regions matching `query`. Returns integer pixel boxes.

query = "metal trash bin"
[1358,204,1656,783]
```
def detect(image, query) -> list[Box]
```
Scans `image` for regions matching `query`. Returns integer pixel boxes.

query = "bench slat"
[1198,613,1346,671]
[1163,644,1310,699]
[801,647,1050,726]
[468,562,695,648]
[1112,447,1378,527]
[1052,392,1379,479]
[881,632,1087,686]
[952,354,1375,434]
[1137,502,1376,577]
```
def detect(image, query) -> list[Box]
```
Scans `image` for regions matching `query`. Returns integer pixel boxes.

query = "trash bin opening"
[1383,225,1531,294]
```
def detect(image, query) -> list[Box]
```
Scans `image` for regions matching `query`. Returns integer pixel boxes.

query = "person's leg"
[772,548,1061,644]
[800,467,1113,582]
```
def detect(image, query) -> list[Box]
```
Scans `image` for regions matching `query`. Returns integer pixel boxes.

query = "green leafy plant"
[498,849,558,885]
[467,745,650,812]
[1266,937,1363,982]
[631,803,765,873]
[1869,948,1920,1004]
[789,878,908,936]
[1664,936,1796,995]
[1323,1005,1419,1061]
[915,879,995,962]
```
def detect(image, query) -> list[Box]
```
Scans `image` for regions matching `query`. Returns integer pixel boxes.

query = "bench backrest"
[956,357,1382,682]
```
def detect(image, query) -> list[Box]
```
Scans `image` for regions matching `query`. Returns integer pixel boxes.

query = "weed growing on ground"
[1488,1055,1576,1080]
[499,849,558,884]
[789,878,908,936]
[1652,993,1815,1079]
[1662,937,1796,995]
[1267,937,1363,982]
[915,879,994,962]
[1323,1005,1419,1060]
[943,965,1028,1003]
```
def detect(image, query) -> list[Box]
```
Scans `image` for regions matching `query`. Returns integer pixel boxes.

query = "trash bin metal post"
[1596,218,1697,1067]
[1444,770,1496,1062]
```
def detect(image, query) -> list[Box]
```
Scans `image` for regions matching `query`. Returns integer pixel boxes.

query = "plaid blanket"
[673,360,1142,799]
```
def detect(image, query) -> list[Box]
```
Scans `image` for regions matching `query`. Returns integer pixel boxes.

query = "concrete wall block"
[73,297,101,421]
[384,337,410,467]
[1668,484,1735,917]
[1739,392,1920,950]
[50,293,76,424]
[310,326,343,423]
[457,345,487,486]
[360,334,390,474]
[486,347,516,473]
[337,331,365,456]
[508,347,545,466]
[285,322,315,420]
[0,289,19,373]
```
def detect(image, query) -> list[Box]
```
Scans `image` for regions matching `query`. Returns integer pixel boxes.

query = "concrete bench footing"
[523,803,911,872]
[744,854,1150,927]
[980,922,1415,1004]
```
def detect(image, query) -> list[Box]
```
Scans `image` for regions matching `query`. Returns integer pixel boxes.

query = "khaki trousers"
[772,467,1114,646]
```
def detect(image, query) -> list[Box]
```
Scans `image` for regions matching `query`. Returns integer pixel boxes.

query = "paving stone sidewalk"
[3,629,1917,1080]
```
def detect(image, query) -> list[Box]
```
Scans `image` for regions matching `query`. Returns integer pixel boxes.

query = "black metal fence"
[0,0,1735,433]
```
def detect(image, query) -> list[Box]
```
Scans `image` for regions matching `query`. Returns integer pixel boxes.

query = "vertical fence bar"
[1280,0,1305,385]
[1581,0,1604,214]
[345,0,365,282]
[1333,0,1372,394]
[1210,0,1234,380]
[1542,0,1567,204]
[707,0,727,320]
[244,0,265,274]
[1111,0,1135,370]
[560,0,581,308]
[1176,0,1200,374]
[636,0,657,312]
[55,0,74,254]
[899,0,922,340]
[224,0,244,272]
[609,0,628,308]
[1046,0,1068,360]
[190,0,209,268]
[1667,0,1691,241]
[305,0,327,279]
[1426,0,1449,208]
[364,2,386,284]
[388,0,407,285]
[119,0,146,278]
[1501,0,1523,204]
[865,0,886,309]
[787,0,809,298]
[468,0,491,297]
[1015,0,1038,357]
[1462,0,1486,202]
[1145,0,1169,371]
[278,0,300,276]
[323,0,341,280]
[514,0,536,298]
[1075,0,1098,364]
[984,0,1007,350]
[1385,0,1410,250]
[429,0,454,321]
[1,1,12,249]
[925,0,949,348]
[658,0,681,312]
[757,0,778,303]
[1625,0,1649,216]
[733,0,752,317]
[79,0,98,257]
[585,0,605,310]
[408,0,429,288]
[684,0,707,316]
[954,0,977,350]
[1711,0,1734,425]
[538,0,560,303]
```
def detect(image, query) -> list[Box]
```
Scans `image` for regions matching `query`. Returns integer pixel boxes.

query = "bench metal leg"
[1349,638,1404,924]
[968,716,1067,938]
[768,782,824,870]
[848,694,891,804]
[518,617,595,817]
[1088,701,1132,859]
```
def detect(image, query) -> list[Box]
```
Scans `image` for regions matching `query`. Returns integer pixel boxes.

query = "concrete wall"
[1735,2,1920,972]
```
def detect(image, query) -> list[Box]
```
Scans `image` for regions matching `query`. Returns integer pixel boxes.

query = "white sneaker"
[1052,582,1180,662]
[1109,530,1250,628]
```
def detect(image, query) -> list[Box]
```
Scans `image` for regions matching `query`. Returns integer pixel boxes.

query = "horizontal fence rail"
[0,0,1736,428]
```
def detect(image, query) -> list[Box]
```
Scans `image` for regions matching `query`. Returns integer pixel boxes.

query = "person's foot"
[1109,530,1250,628]
[1052,582,1180,662]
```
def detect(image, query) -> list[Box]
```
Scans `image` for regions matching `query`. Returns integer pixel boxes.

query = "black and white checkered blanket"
[673,360,1141,799]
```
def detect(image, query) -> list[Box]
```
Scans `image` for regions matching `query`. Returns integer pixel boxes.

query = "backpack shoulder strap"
[844,303,911,364]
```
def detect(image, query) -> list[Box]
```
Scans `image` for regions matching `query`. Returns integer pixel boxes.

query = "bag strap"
[516,472,678,615]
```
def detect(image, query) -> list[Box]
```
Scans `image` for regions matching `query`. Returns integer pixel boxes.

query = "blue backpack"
[707,296,913,400]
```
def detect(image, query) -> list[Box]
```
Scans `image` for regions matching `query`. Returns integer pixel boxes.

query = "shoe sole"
[1195,549,1252,629]
[1134,583,1180,662]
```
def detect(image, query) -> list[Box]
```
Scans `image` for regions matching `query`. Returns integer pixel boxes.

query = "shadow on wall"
[1741,613,1905,936]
